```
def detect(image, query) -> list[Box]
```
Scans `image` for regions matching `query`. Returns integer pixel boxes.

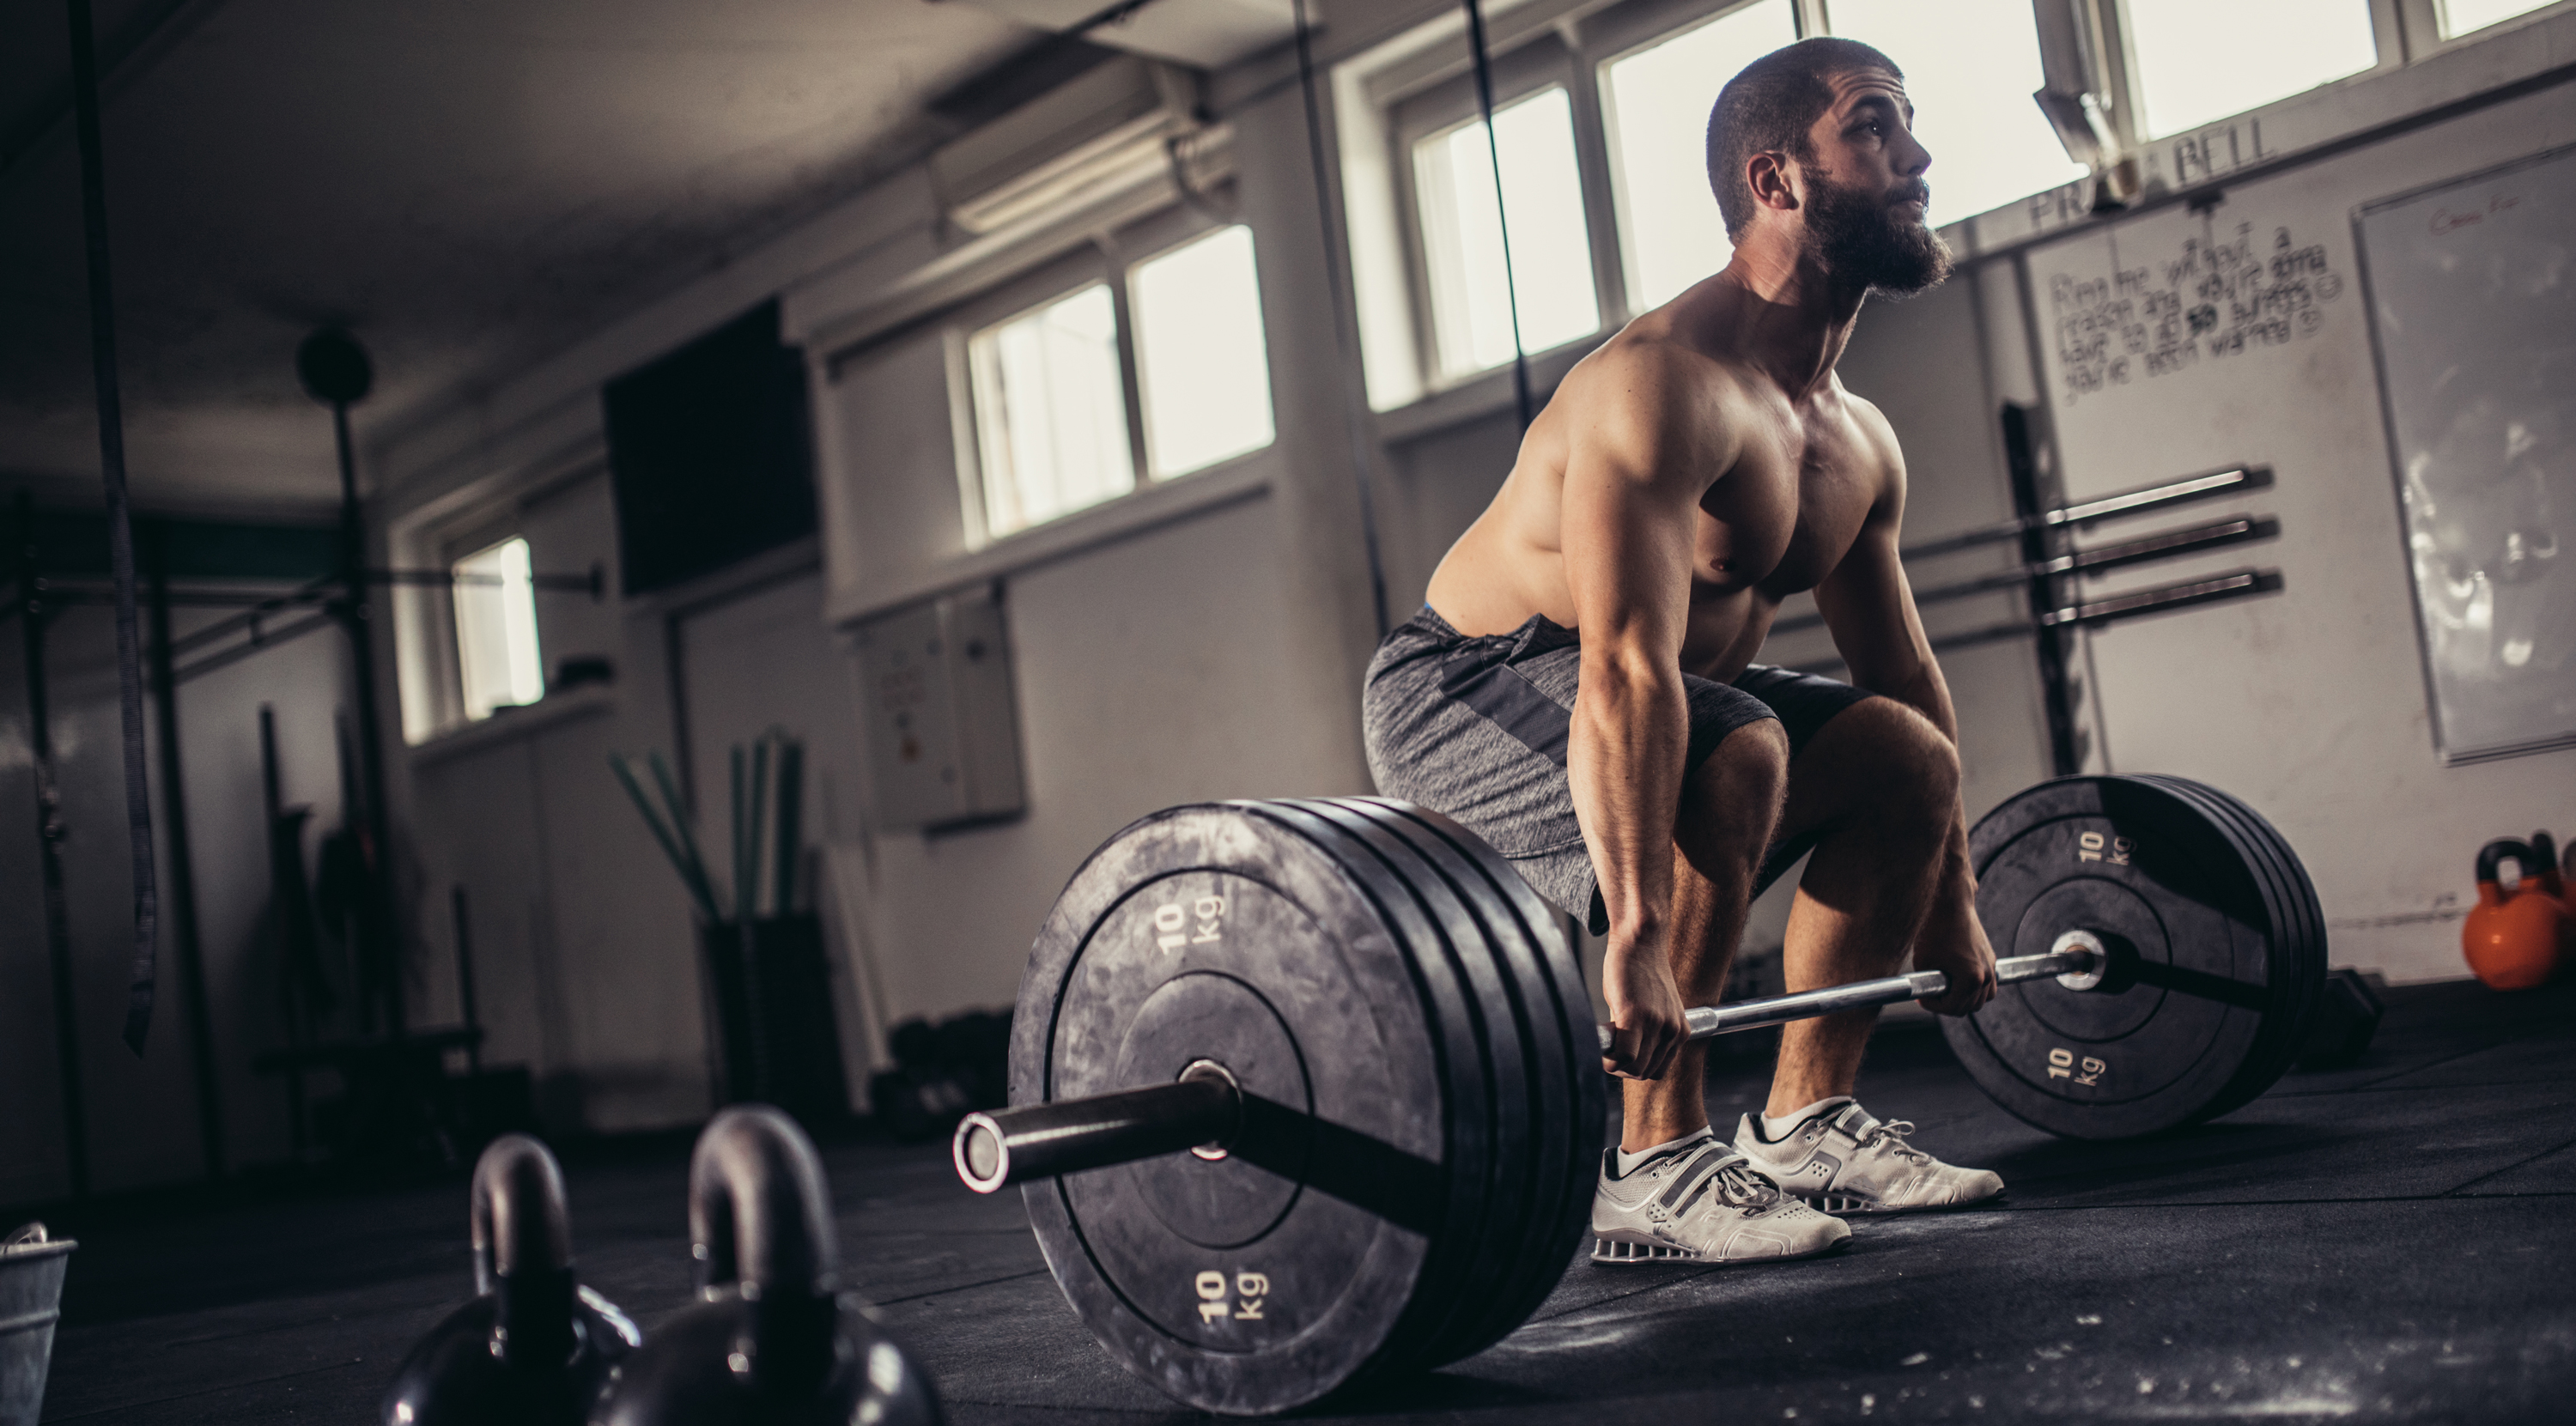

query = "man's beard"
[1802,167,1952,297]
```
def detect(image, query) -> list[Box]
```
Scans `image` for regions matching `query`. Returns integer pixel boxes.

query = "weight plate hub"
[1943,775,2319,1139]
[1012,801,1492,1416]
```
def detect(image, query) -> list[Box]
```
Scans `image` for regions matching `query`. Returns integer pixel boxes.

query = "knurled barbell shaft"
[957,1067,1241,1195]
[1593,946,2104,1053]
[954,947,2101,1195]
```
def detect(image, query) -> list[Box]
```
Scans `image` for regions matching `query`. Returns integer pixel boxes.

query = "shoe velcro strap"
[1831,1105,1874,1136]
[1656,1147,1741,1211]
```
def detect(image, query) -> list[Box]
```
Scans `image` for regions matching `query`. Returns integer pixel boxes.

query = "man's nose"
[1901,130,1933,178]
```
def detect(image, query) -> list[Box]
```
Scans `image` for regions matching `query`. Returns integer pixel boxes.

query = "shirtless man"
[1363,38,2003,1265]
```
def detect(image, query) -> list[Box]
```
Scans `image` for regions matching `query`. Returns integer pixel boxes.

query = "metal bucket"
[0,1223,74,1426]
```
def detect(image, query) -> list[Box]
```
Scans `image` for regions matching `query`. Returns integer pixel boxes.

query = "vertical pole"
[2001,402,2082,776]
[1461,0,1533,433]
[64,0,160,1055]
[19,497,90,1198]
[147,524,225,1177]
[260,704,307,1160]
[1290,0,1391,640]
[331,400,404,1038]
[451,885,483,1079]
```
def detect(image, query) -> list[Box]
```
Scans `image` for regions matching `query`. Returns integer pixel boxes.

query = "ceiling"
[0,0,1054,516]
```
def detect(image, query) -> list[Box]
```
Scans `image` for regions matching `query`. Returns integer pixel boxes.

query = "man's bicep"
[1815,434,1933,690]
[1560,422,1700,663]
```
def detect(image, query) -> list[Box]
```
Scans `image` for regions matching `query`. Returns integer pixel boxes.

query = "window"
[2439,0,2561,35]
[453,537,544,720]
[1132,225,1276,479]
[1364,0,2533,407]
[1821,0,2087,224]
[1601,0,1798,313]
[1413,87,1601,378]
[969,285,1133,539]
[2123,0,2379,138]
[964,220,1276,542]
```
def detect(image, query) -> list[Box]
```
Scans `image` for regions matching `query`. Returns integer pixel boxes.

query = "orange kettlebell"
[2462,837,2570,990]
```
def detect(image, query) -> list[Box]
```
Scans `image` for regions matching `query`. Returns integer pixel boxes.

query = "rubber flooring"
[21,977,2576,1424]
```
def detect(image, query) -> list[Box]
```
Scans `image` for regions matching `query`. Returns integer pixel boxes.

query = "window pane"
[1602,0,1798,312]
[2441,0,2558,36]
[453,537,544,720]
[1825,0,2088,225]
[1132,225,1276,479]
[1413,86,1601,378]
[2124,0,2378,139]
[969,283,1134,538]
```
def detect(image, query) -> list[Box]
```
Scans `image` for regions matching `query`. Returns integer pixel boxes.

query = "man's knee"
[1833,698,1959,818]
[1710,714,1790,793]
[1679,716,1789,846]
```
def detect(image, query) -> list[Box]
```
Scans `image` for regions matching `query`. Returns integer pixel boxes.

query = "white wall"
[2013,80,2576,982]
[404,473,713,1134]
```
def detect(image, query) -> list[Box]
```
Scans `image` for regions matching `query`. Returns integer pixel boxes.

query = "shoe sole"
[1588,1232,1849,1265]
[1792,1189,2007,1216]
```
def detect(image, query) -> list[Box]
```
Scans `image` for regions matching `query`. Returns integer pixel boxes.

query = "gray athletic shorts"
[1361,605,1874,934]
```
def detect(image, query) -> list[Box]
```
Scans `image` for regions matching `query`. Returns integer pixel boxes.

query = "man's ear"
[1747,150,1800,215]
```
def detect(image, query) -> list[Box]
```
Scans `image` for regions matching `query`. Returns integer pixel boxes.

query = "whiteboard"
[2355,144,2576,764]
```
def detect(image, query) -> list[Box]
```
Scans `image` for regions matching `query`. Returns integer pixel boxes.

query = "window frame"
[1593,0,1807,316]
[1127,222,1281,481]
[1388,33,1625,383]
[1354,0,2567,409]
[2107,0,2403,143]
[418,509,532,733]
[2398,0,2575,55]
[448,533,547,723]
[951,192,1275,549]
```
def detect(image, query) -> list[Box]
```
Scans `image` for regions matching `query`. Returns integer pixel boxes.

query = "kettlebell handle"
[472,1134,574,1293]
[469,1134,580,1369]
[689,1106,838,1302]
[2476,837,2536,890]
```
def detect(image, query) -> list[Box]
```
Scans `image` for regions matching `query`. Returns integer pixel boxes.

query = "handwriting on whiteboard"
[2049,218,2347,405]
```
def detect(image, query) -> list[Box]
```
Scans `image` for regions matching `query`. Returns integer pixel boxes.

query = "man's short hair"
[1705,38,1903,240]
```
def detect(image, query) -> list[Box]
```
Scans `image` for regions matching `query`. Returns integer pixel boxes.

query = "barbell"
[962,774,2324,1415]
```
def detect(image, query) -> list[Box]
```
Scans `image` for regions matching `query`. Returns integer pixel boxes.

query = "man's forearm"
[1866,658,1976,901]
[1567,659,1692,943]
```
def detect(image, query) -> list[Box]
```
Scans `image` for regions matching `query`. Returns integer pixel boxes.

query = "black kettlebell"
[594,1106,944,1425]
[381,1134,640,1425]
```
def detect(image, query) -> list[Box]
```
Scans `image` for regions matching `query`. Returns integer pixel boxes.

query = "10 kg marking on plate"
[1194,1270,1272,1323]
[2048,1047,2107,1087]
[1157,896,1227,953]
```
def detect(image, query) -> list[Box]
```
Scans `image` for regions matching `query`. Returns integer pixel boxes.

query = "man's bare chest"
[1692,420,1881,600]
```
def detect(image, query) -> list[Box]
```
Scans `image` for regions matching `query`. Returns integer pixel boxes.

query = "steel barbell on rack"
[955,776,2325,1415]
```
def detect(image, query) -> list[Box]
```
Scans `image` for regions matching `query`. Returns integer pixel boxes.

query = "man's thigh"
[1730,665,1880,895]
[1363,610,1781,932]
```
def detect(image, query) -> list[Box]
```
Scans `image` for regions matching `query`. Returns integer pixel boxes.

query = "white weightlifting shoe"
[1589,1130,1850,1265]
[1733,1098,2004,1215]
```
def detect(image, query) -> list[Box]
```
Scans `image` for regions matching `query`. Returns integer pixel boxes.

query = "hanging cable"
[1462,0,1533,433]
[64,0,159,1053]
[1292,0,1391,640]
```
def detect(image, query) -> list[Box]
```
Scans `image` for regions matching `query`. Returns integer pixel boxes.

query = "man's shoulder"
[1564,323,1762,418]
[1826,379,1906,472]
